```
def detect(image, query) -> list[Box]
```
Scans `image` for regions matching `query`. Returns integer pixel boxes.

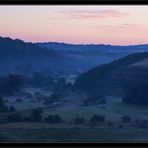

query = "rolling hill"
[37,42,148,74]
[0,37,77,76]
[74,52,148,96]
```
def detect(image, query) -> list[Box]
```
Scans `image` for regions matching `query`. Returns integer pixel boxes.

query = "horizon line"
[1,36,148,47]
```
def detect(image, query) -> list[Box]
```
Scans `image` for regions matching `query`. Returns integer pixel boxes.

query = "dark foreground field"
[1,128,148,142]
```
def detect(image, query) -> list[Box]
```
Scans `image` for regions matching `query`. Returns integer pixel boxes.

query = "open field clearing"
[1,128,148,142]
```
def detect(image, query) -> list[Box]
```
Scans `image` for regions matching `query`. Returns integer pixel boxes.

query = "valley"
[0,37,148,142]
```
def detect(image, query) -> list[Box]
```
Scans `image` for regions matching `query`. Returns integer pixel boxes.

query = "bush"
[54,114,62,123]
[30,108,43,122]
[121,115,131,123]
[89,114,105,124]
[139,119,148,128]
[123,82,148,105]
[9,105,16,112]
[0,96,8,113]
[44,114,62,123]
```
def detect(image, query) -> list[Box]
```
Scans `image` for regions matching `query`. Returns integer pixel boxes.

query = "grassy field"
[1,128,148,142]
[42,105,122,122]
[2,91,148,142]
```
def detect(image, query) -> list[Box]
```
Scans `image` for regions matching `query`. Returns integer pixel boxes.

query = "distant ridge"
[0,36,76,76]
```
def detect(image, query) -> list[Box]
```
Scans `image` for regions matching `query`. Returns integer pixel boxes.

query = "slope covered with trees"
[0,37,77,76]
[75,52,148,98]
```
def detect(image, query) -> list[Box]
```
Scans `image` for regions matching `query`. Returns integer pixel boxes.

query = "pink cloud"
[91,23,147,32]
[57,9,127,19]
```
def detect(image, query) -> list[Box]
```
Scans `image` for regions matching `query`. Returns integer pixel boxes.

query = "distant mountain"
[37,42,148,53]
[74,52,148,96]
[0,37,77,76]
[37,42,148,73]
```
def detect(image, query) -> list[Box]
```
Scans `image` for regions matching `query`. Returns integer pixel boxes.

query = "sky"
[0,5,148,45]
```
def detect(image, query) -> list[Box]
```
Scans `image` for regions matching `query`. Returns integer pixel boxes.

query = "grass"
[42,105,121,122]
[106,102,148,119]
[1,128,148,142]
[3,92,148,142]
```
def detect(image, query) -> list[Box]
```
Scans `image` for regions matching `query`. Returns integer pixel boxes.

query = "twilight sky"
[0,5,148,45]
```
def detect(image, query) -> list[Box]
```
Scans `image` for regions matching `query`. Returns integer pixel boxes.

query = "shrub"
[0,96,8,113]
[140,119,148,128]
[89,114,105,124]
[44,114,62,123]
[30,108,43,122]
[123,82,148,105]
[9,105,16,112]
[121,115,131,123]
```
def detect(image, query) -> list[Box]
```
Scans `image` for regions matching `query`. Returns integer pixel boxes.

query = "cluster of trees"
[2,106,148,129]
[44,114,61,123]
[123,82,148,105]
[89,114,105,125]
[0,71,77,97]
[25,72,74,92]
[0,96,16,113]
[28,72,55,89]
[0,74,23,96]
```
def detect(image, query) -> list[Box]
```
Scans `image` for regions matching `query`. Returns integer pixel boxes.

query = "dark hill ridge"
[74,52,148,96]
[0,37,77,76]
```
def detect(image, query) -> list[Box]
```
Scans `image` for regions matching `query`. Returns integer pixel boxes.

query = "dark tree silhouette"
[30,108,43,122]
[8,74,23,95]
[123,82,148,105]
[0,96,7,113]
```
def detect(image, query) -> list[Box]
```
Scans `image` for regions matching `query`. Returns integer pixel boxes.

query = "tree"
[66,82,74,91]
[31,72,54,88]
[8,74,23,95]
[54,114,62,123]
[140,119,148,128]
[9,105,16,112]
[44,114,62,123]
[123,82,148,105]
[89,114,105,124]
[54,78,66,91]
[0,96,7,113]
[121,115,131,123]
[30,108,43,122]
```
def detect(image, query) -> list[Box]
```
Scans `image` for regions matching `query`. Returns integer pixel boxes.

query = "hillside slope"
[37,42,148,74]
[0,37,76,76]
[75,52,148,96]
